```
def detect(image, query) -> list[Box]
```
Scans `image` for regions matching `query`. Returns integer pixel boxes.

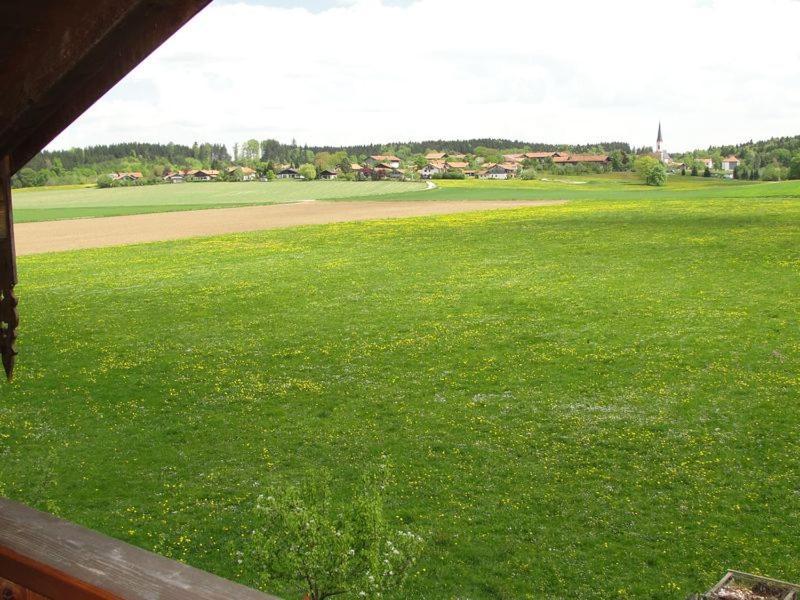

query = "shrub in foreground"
[249,472,424,600]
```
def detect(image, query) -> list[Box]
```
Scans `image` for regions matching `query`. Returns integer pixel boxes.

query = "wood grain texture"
[0,155,17,380]
[1,576,51,599]
[0,498,280,600]
[0,0,213,174]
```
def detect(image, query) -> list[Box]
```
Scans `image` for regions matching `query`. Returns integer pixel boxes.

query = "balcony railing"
[0,498,279,600]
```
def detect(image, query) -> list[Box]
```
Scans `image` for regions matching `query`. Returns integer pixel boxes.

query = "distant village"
[108,151,618,184]
[98,124,743,186]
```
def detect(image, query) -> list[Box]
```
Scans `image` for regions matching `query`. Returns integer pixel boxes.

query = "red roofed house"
[318,168,339,180]
[163,171,185,183]
[721,156,740,171]
[524,151,559,161]
[111,171,143,182]
[696,158,714,170]
[479,163,516,180]
[425,152,447,161]
[420,160,446,179]
[552,154,611,165]
[227,166,257,181]
[189,169,219,181]
[364,155,401,169]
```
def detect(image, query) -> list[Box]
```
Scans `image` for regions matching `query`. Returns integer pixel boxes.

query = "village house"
[524,151,561,161]
[552,154,611,166]
[479,163,516,180]
[363,163,405,180]
[350,164,366,180]
[696,158,714,170]
[419,160,447,179]
[227,166,257,181]
[189,169,219,181]
[163,171,185,183]
[446,161,469,171]
[318,168,339,180]
[721,156,741,171]
[277,167,302,179]
[111,171,143,182]
[364,155,401,169]
[425,152,447,161]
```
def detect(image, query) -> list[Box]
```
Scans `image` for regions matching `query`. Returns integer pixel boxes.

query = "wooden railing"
[0,498,280,600]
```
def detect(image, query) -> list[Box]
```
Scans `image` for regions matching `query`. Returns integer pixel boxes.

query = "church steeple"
[656,122,663,151]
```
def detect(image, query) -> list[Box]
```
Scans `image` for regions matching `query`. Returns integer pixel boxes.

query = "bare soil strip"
[15,200,564,255]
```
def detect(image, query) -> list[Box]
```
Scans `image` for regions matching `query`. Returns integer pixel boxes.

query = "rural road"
[15,200,564,255]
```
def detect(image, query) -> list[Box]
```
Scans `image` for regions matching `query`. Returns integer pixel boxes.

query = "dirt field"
[15,200,564,255]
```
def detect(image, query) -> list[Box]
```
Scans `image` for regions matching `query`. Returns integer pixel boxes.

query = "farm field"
[14,174,800,225]
[371,174,800,202]
[1,188,799,598]
[11,180,429,223]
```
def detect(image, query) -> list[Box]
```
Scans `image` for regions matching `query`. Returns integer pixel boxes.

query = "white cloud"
[49,0,800,152]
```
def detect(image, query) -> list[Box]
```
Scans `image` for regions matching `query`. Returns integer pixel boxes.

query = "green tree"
[249,474,423,600]
[634,156,667,186]
[298,163,317,180]
[788,154,800,180]
[243,139,260,162]
[96,174,114,188]
[762,164,787,181]
[703,166,712,177]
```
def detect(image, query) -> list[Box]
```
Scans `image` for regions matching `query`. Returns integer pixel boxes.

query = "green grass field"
[15,175,800,224]
[2,182,799,598]
[12,180,429,223]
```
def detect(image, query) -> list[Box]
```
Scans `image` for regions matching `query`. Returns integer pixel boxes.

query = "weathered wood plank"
[0,498,280,600]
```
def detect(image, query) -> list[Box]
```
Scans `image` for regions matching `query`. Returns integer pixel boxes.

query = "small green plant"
[249,472,424,600]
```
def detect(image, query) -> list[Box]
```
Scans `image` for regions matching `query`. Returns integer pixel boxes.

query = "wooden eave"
[0,0,214,175]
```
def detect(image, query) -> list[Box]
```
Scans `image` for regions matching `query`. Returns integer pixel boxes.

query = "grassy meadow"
[11,180,429,223]
[2,179,800,598]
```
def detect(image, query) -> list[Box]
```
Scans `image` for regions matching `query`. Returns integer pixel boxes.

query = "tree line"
[675,135,800,181]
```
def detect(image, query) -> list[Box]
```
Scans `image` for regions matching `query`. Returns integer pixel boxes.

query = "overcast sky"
[48,0,800,153]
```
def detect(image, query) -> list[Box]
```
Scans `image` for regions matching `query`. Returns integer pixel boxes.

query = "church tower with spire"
[655,121,669,164]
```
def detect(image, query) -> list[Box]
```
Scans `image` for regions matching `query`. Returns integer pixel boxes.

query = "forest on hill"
[676,135,800,180]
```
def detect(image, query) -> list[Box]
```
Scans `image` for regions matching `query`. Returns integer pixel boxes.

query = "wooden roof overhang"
[0,0,213,380]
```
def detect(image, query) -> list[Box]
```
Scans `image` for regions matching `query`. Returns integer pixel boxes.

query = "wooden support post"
[0,154,18,381]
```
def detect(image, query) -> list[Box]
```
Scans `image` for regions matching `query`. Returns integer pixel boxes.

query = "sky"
[48,0,800,153]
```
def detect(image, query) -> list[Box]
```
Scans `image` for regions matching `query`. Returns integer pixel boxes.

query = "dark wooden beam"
[0,155,17,380]
[0,498,280,600]
[0,0,213,175]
